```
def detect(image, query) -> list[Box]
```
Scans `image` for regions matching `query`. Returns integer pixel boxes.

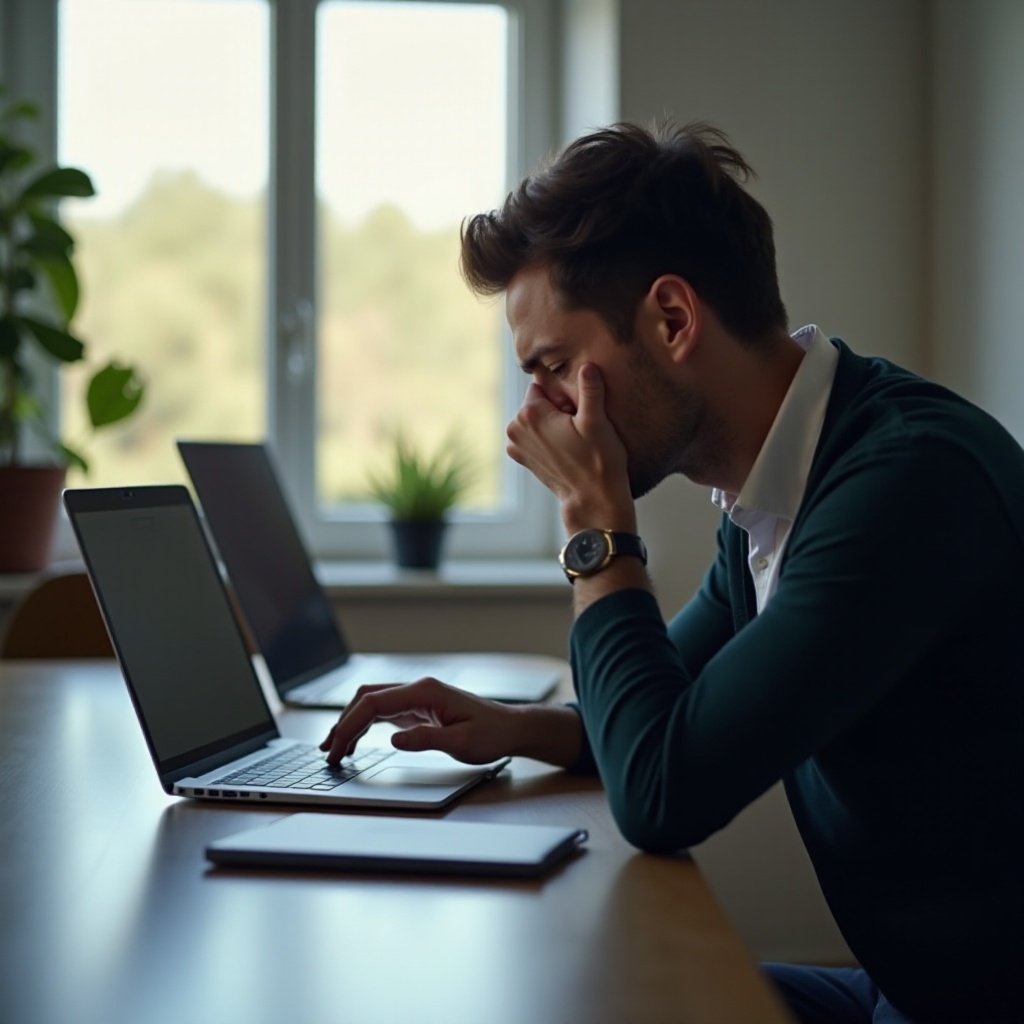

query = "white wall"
[619,0,930,617]
[930,0,1024,445]
[618,0,931,963]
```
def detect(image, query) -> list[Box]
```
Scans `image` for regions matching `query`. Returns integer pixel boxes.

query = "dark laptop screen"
[177,442,349,689]
[66,488,275,772]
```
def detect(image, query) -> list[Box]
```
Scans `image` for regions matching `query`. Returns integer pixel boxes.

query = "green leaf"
[0,99,40,122]
[87,362,145,429]
[17,316,85,362]
[7,265,37,293]
[0,141,34,176]
[24,212,75,255]
[22,233,72,261]
[5,387,41,428]
[366,430,474,520]
[56,442,88,474]
[14,359,35,391]
[20,166,96,202]
[13,391,41,421]
[35,252,79,321]
[0,315,20,359]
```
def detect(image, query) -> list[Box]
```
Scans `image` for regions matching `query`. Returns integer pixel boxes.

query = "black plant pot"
[389,519,448,570]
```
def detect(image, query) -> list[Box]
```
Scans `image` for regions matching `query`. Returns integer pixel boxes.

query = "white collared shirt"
[711,325,840,613]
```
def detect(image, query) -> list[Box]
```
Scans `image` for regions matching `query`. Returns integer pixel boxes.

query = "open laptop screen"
[66,487,276,774]
[177,442,350,689]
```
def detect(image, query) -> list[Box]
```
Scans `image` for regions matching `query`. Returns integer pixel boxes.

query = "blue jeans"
[762,964,914,1024]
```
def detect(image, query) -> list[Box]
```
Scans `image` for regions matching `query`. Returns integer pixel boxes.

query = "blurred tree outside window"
[52,0,546,557]
[59,0,268,488]
[315,1,507,513]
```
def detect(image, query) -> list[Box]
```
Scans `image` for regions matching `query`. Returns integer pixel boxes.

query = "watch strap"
[607,531,647,564]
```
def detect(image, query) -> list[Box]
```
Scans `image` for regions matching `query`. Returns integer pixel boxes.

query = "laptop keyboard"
[213,744,392,791]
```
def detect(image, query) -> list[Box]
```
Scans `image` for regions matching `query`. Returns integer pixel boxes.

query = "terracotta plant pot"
[389,519,448,570]
[0,465,67,573]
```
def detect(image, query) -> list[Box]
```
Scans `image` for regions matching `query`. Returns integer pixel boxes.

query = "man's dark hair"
[460,120,787,343]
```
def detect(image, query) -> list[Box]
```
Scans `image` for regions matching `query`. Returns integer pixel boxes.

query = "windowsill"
[316,559,567,600]
[0,559,569,603]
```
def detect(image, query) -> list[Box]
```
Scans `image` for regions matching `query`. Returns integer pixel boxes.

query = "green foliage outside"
[63,170,504,509]
[318,202,503,509]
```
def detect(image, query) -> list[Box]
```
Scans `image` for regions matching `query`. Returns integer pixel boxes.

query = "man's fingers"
[393,720,491,764]
[324,719,373,764]
[320,682,403,750]
[391,724,446,753]
[322,679,445,765]
[508,385,552,444]
[352,678,443,718]
[521,380,555,409]
[574,363,605,430]
[322,688,395,763]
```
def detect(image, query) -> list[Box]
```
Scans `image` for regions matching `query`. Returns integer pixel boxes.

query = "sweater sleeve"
[569,438,1009,852]
[564,520,737,776]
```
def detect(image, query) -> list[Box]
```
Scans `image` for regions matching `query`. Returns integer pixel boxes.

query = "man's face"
[506,265,706,498]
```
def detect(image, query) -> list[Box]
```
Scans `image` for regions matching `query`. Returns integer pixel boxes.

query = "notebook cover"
[206,813,588,878]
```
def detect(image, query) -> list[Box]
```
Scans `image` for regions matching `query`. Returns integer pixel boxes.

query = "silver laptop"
[176,440,560,708]
[63,485,509,810]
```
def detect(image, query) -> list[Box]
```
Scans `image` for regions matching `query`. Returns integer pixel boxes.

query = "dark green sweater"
[569,341,1024,1021]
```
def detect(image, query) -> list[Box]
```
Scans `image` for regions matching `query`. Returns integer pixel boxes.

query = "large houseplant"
[0,88,144,572]
[367,431,474,570]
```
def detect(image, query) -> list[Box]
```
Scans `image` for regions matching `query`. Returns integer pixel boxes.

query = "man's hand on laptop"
[320,678,583,769]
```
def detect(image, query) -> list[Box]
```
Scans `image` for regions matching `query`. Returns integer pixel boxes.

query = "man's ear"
[645,275,701,364]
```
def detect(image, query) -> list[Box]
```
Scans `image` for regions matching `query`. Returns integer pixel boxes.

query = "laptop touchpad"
[361,766,482,787]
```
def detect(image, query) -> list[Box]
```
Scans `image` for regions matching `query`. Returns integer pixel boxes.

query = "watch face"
[566,530,610,574]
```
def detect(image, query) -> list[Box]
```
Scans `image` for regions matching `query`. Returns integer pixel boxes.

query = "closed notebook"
[206,813,588,878]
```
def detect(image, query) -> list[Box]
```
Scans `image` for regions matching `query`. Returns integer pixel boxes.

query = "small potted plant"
[0,87,144,572]
[366,430,474,570]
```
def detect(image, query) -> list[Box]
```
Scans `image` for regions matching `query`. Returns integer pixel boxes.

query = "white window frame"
[2,0,563,561]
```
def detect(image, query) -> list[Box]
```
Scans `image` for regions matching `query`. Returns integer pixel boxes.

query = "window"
[58,0,269,487]
[8,0,560,559]
[315,2,508,515]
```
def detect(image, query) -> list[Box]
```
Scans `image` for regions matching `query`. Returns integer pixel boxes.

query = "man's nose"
[533,374,577,415]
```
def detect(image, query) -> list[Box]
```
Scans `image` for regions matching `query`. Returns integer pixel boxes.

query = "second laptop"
[177,440,561,709]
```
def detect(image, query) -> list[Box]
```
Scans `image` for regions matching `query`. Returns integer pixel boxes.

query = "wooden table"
[0,660,792,1024]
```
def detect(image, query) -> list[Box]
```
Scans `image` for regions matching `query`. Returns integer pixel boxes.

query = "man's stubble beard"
[623,343,728,499]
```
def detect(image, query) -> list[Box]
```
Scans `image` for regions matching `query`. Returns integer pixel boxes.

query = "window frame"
[4,0,561,562]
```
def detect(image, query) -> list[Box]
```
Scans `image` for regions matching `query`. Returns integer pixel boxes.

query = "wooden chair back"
[0,572,114,659]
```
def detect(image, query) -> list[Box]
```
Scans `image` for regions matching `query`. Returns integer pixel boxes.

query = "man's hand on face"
[506,363,635,533]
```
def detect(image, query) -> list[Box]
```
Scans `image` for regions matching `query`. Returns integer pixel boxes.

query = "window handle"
[281,299,313,381]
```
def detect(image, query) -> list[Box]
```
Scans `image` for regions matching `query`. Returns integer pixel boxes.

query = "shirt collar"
[712,325,839,521]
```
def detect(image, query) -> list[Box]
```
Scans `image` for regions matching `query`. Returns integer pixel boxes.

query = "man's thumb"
[577,363,604,416]
[392,725,444,753]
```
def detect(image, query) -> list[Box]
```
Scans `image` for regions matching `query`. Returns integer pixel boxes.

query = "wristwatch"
[559,529,648,583]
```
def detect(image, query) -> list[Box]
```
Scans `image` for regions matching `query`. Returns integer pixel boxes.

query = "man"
[322,121,1023,1022]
